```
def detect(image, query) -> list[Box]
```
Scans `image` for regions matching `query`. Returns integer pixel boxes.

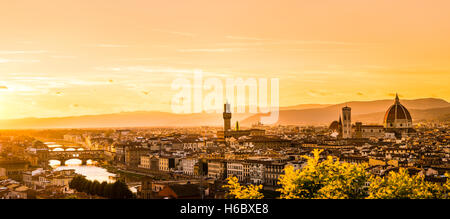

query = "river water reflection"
[50,161,117,183]
[50,162,138,193]
[46,142,137,193]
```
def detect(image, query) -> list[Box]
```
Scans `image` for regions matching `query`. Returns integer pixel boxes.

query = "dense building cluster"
[0,96,449,199]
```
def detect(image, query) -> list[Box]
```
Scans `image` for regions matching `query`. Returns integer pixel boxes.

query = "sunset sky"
[0,0,450,119]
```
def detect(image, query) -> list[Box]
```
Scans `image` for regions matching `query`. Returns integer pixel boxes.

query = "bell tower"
[342,106,352,139]
[223,102,232,131]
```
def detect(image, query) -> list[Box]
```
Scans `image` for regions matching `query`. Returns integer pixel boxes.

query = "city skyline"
[1,0,450,120]
[0,1,449,203]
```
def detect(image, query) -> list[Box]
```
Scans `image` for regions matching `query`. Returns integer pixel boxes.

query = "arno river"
[45,142,138,193]
[51,161,117,183]
[49,162,138,193]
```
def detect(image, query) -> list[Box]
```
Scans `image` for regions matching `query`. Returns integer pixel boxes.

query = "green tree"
[90,180,100,195]
[103,183,113,198]
[111,181,121,199]
[118,180,134,199]
[69,176,85,191]
[98,181,107,197]
[81,180,92,193]
[109,180,134,199]
[68,176,77,189]
[69,176,134,199]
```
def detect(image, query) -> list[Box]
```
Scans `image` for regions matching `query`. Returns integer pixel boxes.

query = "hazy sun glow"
[0,0,449,120]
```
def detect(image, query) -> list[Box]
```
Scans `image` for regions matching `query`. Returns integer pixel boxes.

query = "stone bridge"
[48,150,105,165]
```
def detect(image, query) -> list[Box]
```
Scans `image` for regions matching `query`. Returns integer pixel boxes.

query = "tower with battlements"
[342,106,352,139]
[223,102,232,131]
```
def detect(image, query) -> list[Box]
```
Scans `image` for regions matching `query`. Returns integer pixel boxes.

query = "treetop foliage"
[224,149,450,199]
[69,175,134,199]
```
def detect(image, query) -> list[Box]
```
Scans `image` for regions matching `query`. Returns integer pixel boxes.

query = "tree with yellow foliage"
[444,173,450,199]
[223,176,264,199]
[277,149,371,199]
[367,168,445,199]
[224,149,449,199]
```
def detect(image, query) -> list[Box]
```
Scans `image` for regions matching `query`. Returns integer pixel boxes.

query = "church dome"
[384,94,412,129]
[329,120,340,131]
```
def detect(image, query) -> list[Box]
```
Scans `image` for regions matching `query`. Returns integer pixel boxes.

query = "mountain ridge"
[0,98,448,129]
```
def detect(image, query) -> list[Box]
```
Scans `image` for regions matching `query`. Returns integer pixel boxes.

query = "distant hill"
[0,98,448,129]
[318,98,450,115]
[241,98,450,126]
[0,111,253,129]
[279,104,332,110]
[354,107,450,124]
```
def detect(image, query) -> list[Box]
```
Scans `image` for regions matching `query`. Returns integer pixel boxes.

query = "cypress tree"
[98,181,107,197]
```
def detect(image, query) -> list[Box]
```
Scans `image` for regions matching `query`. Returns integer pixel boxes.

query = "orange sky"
[0,0,450,119]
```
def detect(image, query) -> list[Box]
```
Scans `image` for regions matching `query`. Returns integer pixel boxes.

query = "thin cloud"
[388,93,404,98]
[99,66,195,74]
[225,36,267,41]
[17,41,34,45]
[152,29,197,37]
[213,38,365,50]
[9,76,54,81]
[287,48,360,53]
[6,75,112,90]
[50,55,77,59]
[118,57,161,61]
[0,58,40,63]
[95,44,129,48]
[177,48,245,53]
[95,66,227,78]
[142,91,152,96]
[292,40,361,46]
[307,89,331,97]
[0,50,48,55]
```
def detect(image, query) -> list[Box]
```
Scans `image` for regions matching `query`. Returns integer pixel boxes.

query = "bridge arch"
[64,159,83,166]
[48,150,105,166]
[49,159,61,166]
